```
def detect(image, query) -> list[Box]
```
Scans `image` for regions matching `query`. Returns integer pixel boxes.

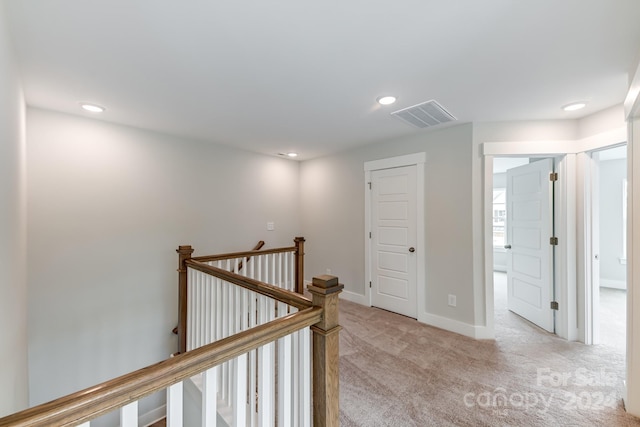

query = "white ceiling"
[4,1,640,160]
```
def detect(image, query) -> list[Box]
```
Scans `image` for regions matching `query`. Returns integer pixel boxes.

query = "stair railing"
[177,237,305,355]
[0,239,342,427]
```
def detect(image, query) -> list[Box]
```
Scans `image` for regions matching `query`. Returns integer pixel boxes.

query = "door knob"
[409,247,415,253]
[504,245,512,249]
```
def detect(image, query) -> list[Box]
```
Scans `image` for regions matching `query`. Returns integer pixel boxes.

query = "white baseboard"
[473,325,495,340]
[339,290,369,306]
[418,311,489,340]
[600,278,627,290]
[140,404,166,427]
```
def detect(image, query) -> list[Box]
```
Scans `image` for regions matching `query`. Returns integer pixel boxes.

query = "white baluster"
[290,252,295,291]
[264,254,269,286]
[283,253,289,290]
[120,401,137,427]
[203,366,218,427]
[258,341,275,427]
[167,381,183,427]
[222,281,228,339]
[234,285,240,334]
[301,327,312,427]
[196,271,203,349]
[292,330,299,424]
[276,253,282,289]
[234,353,248,427]
[187,268,191,351]
[207,273,213,345]
[215,277,222,341]
[277,334,292,427]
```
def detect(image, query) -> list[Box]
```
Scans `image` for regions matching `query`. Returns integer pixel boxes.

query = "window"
[493,189,506,247]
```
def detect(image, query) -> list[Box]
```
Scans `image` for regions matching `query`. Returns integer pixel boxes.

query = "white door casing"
[506,159,555,332]
[590,151,602,344]
[364,153,425,319]
[370,165,418,318]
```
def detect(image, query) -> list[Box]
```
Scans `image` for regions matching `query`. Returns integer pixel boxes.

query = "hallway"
[338,285,636,426]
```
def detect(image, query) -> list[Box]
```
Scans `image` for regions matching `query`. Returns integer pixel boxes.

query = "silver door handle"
[504,245,512,249]
[409,247,415,253]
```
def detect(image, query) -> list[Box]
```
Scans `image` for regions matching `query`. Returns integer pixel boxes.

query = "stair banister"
[0,306,322,427]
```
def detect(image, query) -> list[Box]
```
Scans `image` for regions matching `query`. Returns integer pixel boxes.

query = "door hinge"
[369,231,372,238]
[550,172,558,182]
[550,301,559,310]
[369,281,372,288]
[368,182,372,189]
[550,237,558,245]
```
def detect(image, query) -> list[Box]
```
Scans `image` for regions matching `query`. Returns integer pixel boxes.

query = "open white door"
[506,159,555,332]
[370,165,417,318]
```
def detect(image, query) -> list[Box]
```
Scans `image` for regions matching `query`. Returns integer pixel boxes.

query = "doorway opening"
[492,157,557,335]
[590,144,627,356]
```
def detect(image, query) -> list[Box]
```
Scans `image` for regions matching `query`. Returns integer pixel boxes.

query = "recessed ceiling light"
[562,102,587,112]
[377,96,397,106]
[287,152,298,158]
[80,103,105,113]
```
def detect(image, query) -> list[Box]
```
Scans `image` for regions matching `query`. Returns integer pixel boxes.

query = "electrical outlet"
[267,222,275,231]
[326,268,332,275]
[448,294,457,307]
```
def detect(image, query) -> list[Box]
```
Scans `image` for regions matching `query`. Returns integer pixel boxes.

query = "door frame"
[484,147,575,341]
[483,128,627,342]
[580,143,628,345]
[364,153,426,315]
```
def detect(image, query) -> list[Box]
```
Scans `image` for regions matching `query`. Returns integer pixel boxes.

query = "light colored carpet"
[338,275,639,426]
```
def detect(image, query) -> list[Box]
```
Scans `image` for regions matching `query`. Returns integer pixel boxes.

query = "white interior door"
[371,165,417,318]
[506,159,555,332]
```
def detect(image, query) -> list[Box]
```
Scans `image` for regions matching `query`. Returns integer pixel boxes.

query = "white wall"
[599,158,627,288]
[578,104,626,139]
[300,124,478,325]
[26,109,300,423]
[0,4,29,417]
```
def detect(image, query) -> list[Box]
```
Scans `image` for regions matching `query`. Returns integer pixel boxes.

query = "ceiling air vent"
[390,100,456,129]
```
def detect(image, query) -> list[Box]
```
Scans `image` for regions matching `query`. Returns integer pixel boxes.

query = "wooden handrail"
[185,259,312,310]
[192,245,295,263]
[0,307,323,427]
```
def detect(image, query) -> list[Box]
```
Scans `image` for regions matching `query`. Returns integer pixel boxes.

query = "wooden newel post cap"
[177,245,194,255]
[312,275,338,288]
[309,275,344,295]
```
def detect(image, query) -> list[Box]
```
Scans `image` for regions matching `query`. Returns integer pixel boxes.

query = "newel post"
[308,275,343,427]
[177,245,194,354]
[294,236,305,294]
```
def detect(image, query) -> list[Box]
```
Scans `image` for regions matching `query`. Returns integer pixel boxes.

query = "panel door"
[506,159,555,332]
[371,165,417,318]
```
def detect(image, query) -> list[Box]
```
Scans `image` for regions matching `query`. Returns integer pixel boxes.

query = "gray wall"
[26,109,301,422]
[0,4,29,417]
[599,158,627,288]
[300,124,478,325]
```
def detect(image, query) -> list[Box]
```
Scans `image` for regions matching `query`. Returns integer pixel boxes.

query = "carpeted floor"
[338,274,639,426]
